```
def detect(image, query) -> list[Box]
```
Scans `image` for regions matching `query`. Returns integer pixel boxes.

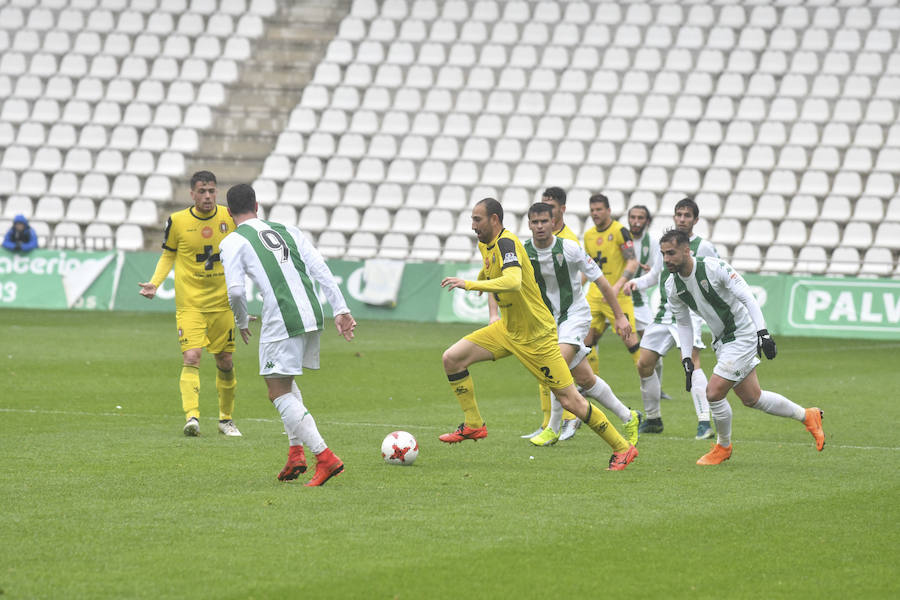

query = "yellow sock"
[539,383,551,428]
[586,404,629,453]
[449,371,482,428]
[216,367,236,421]
[180,365,200,420]
[587,346,600,374]
[629,344,640,366]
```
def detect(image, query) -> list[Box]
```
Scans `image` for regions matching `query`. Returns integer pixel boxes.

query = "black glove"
[682,358,694,392]
[757,329,777,360]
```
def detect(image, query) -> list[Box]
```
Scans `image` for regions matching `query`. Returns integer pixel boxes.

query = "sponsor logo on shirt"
[502,251,517,265]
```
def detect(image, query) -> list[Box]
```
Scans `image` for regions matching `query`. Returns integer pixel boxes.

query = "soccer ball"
[381,431,418,466]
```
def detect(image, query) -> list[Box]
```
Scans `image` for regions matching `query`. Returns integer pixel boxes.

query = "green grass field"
[2,309,898,599]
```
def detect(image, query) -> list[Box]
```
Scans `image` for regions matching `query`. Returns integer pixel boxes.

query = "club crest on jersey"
[701,280,710,293]
[555,253,564,267]
[201,226,213,238]
[608,233,615,242]
[219,222,228,233]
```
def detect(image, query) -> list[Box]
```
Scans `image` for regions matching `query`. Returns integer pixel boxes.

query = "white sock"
[691,369,710,421]
[654,360,664,395]
[640,374,662,419]
[272,390,327,454]
[710,399,733,447]
[583,376,631,423]
[548,393,563,433]
[753,390,806,421]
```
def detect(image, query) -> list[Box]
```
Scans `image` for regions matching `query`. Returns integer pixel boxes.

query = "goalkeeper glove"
[682,358,694,392]
[757,329,777,360]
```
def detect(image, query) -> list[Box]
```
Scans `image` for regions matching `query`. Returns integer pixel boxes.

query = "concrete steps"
[161,0,351,227]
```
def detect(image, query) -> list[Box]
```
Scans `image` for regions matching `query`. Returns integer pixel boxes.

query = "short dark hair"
[226,184,256,215]
[476,197,504,224]
[660,228,690,247]
[190,170,217,189]
[589,193,609,208]
[541,187,566,205]
[628,204,652,222]
[674,197,699,219]
[528,202,554,219]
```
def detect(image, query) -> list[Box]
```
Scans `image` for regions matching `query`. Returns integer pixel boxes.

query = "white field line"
[1,407,898,452]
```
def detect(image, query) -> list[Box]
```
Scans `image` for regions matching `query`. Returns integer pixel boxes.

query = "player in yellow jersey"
[138,171,242,437]
[438,198,637,471]
[583,194,641,373]
[518,186,582,439]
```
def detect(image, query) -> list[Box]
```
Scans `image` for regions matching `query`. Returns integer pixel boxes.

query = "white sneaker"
[218,419,242,437]
[559,418,582,441]
[183,417,200,437]
[520,425,545,439]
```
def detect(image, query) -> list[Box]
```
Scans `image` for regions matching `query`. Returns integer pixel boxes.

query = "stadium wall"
[1,248,899,341]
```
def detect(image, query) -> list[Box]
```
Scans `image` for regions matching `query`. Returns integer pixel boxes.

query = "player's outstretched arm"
[334,312,357,341]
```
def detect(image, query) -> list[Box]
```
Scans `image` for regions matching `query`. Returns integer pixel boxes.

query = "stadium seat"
[711,218,742,246]
[828,247,861,276]
[97,199,127,224]
[731,244,762,272]
[794,246,828,274]
[874,223,900,250]
[315,231,346,258]
[115,224,144,251]
[409,233,442,261]
[743,220,775,246]
[807,221,840,249]
[378,232,410,260]
[860,247,895,277]
[761,245,795,273]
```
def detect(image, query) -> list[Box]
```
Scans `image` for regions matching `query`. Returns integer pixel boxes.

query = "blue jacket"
[3,214,39,252]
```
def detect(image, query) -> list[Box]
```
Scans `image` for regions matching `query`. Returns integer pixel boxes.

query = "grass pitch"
[1,309,898,599]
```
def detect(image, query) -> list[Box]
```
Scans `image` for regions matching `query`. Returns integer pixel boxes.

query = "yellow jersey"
[474,228,556,343]
[157,205,235,311]
[555,223,579,242]
[583,219,634,301]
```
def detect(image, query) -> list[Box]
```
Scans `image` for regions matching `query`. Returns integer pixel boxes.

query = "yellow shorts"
[464,320,574,390]
[588,293,637,335]
[176,309,236,354]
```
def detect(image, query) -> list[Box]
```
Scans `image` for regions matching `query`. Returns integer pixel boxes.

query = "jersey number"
[259,229,290,263]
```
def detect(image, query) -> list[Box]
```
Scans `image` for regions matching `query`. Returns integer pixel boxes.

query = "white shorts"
[557,317,592,369]
[259,331,321,377]
[639,322,679,356]
[634,304,653,332]
[712,335,760,383]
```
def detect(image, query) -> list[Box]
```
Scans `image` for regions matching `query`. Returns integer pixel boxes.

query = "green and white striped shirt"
[666,257,765,355]
[524,236,601,327]
[220,218,349,342]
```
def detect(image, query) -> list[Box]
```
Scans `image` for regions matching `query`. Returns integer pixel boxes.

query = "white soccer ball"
[381,431,418,466]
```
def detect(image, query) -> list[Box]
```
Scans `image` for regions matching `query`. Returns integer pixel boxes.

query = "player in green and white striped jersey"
[523,203,642,447]
[624,198,716,440]
[219,184,358,486]
[660,229,826,465]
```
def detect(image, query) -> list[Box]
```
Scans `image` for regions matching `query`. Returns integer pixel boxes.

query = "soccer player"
[523,202,642,447]
[627,205,671,401]
[438,198,637,471]
[139,171,242,437]
[219,184,357,486]
[520,186,581,440]
[624,198,716,439]
[583,194,641,369]
[659,229,825,465]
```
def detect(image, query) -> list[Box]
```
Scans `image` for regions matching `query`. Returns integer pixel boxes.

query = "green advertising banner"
[3,249,899,341]
[0,249,119,310]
